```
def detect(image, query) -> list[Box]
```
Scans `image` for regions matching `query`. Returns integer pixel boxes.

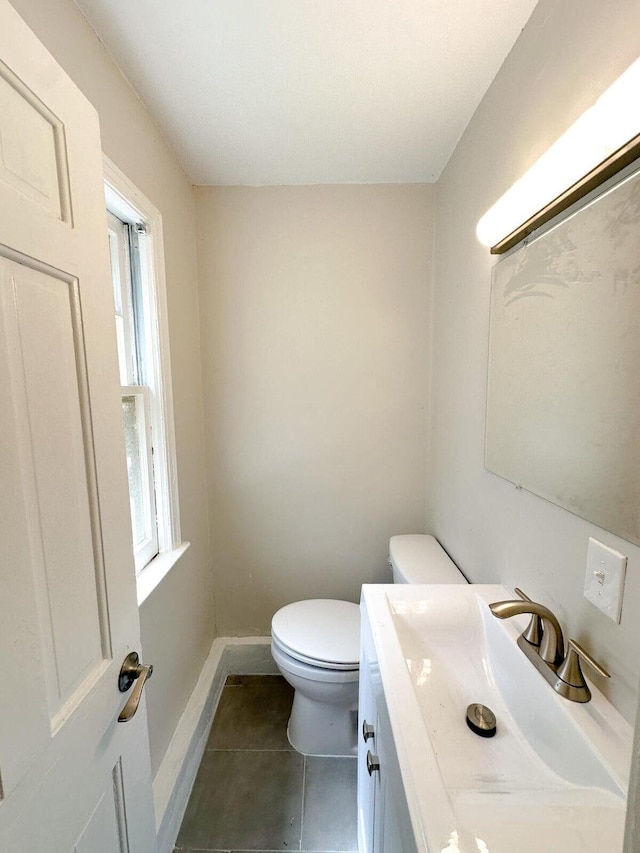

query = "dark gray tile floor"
[175,675,358,853]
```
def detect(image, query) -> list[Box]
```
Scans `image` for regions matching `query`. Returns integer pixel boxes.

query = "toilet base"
[287,690,358,757]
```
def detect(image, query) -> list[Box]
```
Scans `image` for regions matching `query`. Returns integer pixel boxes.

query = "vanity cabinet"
[358,599,417,853]
[358,583,631,853]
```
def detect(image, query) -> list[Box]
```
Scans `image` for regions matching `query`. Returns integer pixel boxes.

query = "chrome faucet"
[489,588,609,703]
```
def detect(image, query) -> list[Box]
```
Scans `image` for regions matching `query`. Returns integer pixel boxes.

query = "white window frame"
[104,156,188,604]
[108,209,159,571]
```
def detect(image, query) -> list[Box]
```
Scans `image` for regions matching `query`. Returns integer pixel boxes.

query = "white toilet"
[270,534,467,756]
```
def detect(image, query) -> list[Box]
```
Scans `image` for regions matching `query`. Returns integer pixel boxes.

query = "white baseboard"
[153,636,276,853]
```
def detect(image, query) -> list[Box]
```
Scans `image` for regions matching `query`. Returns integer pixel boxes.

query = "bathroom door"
[0,3,157,850]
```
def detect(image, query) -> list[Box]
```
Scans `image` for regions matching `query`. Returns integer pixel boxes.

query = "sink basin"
[362,584,632,853]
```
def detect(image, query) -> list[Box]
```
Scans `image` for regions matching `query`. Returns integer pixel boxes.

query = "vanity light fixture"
[477,57,640,254]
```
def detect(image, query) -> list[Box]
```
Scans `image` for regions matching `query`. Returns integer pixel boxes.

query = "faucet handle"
[514,588,543,647]
[560,639,610,680]
[555,639,610,702]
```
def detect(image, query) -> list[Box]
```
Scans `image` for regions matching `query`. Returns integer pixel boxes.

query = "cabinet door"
[373,698,418,853]
[357,608,379,853]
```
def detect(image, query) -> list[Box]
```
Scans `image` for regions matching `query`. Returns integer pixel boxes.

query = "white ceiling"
[75,0,538,186]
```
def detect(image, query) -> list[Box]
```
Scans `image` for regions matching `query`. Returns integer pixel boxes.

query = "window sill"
[136,541,190,606]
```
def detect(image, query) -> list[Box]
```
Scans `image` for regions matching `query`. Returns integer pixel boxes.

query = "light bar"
[477,58,640,254]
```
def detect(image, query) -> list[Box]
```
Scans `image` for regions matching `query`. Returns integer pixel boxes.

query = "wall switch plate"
[584,537,627,622]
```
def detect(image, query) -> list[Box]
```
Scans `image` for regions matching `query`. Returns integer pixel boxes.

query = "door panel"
[0,3,156,850]
[0,59,71,222]
[73,763,129,853]
[0,282,51,798]
[2,257,107,718]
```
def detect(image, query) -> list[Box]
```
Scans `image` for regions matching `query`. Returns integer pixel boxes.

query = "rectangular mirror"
[486,165,640,546]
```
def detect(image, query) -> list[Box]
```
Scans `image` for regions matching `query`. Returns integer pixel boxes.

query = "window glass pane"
[128,226,147,385]
[122,394,147,547]
[108,212,138,385]
[108,230,129,385]
[114,316,127,384]
[109,231,123,317]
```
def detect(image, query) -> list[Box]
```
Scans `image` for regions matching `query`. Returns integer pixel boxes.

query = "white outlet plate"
[584,537,627,622]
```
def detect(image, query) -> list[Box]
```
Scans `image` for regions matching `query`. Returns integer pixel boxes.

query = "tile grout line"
[205,748,297,753]
[299,754,306,852]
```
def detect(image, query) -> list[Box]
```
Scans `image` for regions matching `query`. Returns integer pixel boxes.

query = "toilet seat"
[271,639,360,683]
[271,599,360,671]
[271,634,359,672]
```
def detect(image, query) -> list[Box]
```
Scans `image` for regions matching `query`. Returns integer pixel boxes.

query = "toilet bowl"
[271,535,467,756]
[271,599,360,756]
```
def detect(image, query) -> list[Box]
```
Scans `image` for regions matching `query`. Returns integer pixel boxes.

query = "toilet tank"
[389,534,467,584]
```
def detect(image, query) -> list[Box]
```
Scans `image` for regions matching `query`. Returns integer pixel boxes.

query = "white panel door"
[0,3,157,851]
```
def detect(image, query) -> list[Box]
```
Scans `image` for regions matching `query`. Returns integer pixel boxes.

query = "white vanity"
[357,584,632,853]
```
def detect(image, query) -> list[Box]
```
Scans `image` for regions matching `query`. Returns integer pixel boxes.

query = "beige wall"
[196,185,433,634]
[8,0,215,775]
[428,0,640,723]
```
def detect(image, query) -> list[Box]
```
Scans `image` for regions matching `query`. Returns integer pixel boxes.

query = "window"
[108,210,159,570]
[104,161,185,595]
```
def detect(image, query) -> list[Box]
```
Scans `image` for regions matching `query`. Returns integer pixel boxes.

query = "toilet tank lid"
[271,599,360,667]
[389,534,466,584]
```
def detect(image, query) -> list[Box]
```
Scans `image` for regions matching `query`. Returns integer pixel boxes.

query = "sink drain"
[466,703,497,738]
